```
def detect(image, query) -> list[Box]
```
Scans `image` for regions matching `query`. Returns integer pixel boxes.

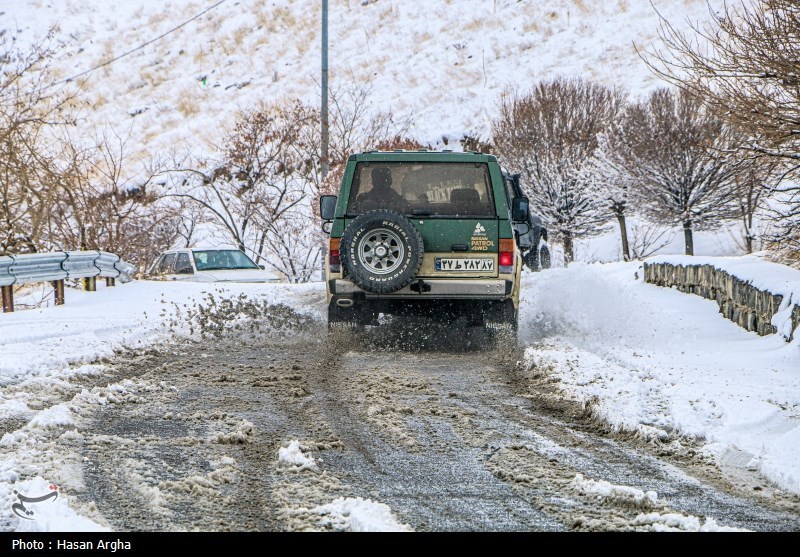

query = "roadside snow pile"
[647,254,800,340]
[9,476,109,533]
[632,512,749,532]
[0,280,325,382]
[278,440,318,472]
[520,260,800,495]
[311,497,413,532]
[570,474,659,509]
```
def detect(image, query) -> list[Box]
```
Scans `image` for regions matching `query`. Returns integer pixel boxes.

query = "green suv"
[319,150,534,340]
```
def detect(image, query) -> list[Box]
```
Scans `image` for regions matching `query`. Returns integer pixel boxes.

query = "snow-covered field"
[1,256,798,530]
[2,0,723,159]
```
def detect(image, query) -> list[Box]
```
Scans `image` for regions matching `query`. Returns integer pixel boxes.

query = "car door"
[158,253,177,280]
[171,252,195,281]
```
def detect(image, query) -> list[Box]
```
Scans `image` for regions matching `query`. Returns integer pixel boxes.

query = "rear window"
[347,162,495,216]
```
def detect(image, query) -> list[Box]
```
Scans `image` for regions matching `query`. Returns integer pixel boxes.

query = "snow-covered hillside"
[2,0,723,161]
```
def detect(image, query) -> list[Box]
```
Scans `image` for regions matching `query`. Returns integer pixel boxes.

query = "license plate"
[435,258,494,272]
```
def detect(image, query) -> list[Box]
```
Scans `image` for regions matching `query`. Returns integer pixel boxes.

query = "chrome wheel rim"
[356,228,405,275]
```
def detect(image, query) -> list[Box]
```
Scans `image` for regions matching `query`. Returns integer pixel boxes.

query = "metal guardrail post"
[106,277,115,287]
[83,276,96,291]
[1,285,13,313]
[53,279,65,305]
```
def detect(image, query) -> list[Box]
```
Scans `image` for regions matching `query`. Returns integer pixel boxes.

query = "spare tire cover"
[340,209,424,294]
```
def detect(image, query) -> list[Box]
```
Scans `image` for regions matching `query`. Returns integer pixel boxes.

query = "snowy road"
[2,261,798,531]
[71,318,798,532]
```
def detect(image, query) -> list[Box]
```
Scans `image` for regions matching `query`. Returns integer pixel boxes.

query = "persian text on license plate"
[435,258,494,272]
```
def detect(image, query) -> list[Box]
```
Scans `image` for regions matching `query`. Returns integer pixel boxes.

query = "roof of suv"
[348,150,498,163]
[161,247,244,253]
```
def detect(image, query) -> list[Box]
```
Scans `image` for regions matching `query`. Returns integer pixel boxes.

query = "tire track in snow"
[29,309,796,531]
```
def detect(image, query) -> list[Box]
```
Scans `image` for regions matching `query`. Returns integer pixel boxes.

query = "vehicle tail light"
[329,238,341,273]
[499,238,514,274]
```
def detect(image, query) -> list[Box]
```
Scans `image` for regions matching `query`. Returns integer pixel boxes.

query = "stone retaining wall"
[643,262,800,342]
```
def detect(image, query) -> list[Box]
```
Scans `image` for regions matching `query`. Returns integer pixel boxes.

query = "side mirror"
[259,264,265,270]
[511,197,529,223]
[320,195,338,221]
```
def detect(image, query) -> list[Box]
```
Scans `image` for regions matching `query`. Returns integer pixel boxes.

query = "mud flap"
[484,300,518,347]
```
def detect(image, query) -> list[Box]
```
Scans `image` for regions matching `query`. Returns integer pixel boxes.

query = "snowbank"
[0,280,324,384]
[520,260,800,495]
[310,497,412,532]
[647,254,800,340]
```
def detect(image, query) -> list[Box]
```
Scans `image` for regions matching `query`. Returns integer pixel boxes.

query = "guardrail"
[0,251,136,313]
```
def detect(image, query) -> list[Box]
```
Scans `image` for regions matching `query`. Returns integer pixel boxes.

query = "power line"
[54,0,227,88]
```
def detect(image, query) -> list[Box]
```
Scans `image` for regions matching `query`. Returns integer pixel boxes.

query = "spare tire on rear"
[340,210,424,294]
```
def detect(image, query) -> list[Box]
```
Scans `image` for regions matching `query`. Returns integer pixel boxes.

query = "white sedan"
[148,248,281,283]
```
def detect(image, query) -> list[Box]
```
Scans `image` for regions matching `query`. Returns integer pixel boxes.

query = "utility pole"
[321,0,329,181]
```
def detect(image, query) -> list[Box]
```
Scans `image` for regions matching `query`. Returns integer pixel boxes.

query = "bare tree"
[731,157,781,254]
[593,138,634,261]
[170,165,257,256]
[0,31,78,254]
[48,128,179,270]
[169,86,411,281]
[642,0,799,262]
[643,0,800,175]
[174,200,206,248]
[598,88,742,255]
[629,221,675,260]
[296,83,412,200]
[606,184,632,262]
[492,77,626,263]
[253,200,324,283]
[767,216,800,267]
[170,102,316,281]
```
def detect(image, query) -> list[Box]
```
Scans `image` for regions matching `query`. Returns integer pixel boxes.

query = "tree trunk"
[683,220,694,256]
[563,230,574,264]
[255,231,267,264]
[743,212,754,254]
[616,213,630,262]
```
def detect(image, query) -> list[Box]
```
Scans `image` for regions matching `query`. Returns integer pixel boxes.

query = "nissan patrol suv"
[319,150,535,341]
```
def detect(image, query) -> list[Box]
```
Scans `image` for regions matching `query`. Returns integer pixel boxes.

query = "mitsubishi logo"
[473,223,486,236]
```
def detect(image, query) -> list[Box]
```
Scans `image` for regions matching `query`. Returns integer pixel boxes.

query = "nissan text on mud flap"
[319,150,534,343]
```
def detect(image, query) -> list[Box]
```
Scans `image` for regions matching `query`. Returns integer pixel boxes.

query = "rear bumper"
[329,278,513,299]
